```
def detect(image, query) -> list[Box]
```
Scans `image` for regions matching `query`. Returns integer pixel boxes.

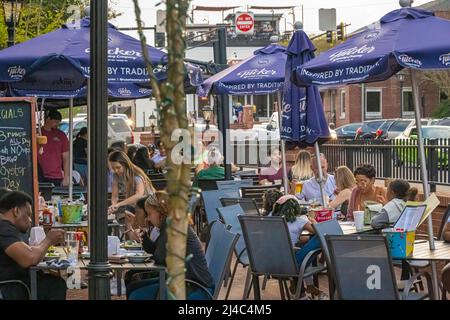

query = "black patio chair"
[219,198,260,216]
[313,219,344,299]
[238,215,325,300]
[216,204,251,299]
[325,234,433,300]
[147,172,167,191]
[216,179,253,191]
[198,189,239,242]
[197,179,226,191]
[0,280,31,300]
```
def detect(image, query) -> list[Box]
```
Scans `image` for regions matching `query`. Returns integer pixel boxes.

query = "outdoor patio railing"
[228,138,450,188]
[321,138,450,188]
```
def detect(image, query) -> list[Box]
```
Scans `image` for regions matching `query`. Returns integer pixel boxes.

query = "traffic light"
[337,22,345,41]
[326,30,333,43]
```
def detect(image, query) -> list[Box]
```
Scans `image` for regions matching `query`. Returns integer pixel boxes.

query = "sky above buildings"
[110,0,431,35]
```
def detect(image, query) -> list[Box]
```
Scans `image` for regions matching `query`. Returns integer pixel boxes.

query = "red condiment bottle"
[42,208,53,225]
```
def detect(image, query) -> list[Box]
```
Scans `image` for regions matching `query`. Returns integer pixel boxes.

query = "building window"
[251,94,276,121]
[402,87,414,114]
[365,88,382,118]
[340,90,346,119]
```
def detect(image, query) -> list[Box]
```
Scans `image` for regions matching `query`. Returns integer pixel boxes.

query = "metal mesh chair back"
[216,179,253,190]
[313,219,344,267]
[206,222,239,299]
[325,234,399,300]
[238,215,298,277]
[219,198,260,216]
[201,190,239,225]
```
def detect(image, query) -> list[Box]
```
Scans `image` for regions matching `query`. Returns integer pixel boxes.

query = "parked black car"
[355,120,386,139]
[335,123,362,139]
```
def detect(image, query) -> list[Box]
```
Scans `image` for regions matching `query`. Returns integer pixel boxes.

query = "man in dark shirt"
[0,191,66,300]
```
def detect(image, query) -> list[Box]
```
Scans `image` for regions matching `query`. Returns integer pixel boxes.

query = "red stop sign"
[236,13,254,33]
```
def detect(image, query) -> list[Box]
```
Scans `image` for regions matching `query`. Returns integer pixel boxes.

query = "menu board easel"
[0,98,38,224]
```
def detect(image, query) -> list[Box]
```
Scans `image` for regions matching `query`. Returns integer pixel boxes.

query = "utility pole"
[214,25,232,180]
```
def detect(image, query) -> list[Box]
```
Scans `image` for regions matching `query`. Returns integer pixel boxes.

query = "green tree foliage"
[433,99,450,118]
[0,0,120,48]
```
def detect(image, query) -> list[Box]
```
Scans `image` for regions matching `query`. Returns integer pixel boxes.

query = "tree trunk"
[133,0,190,300]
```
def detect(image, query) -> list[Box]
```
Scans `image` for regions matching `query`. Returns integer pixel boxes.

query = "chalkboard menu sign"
[0,98,38,222]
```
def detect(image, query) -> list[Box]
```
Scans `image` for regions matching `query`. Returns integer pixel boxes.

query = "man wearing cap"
[38,110,70,186]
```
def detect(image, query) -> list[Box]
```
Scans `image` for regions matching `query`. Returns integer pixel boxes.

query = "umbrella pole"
[314,142,327,206]
[277,91,289,194]
[69,98,74,201]
[410,68,439,299]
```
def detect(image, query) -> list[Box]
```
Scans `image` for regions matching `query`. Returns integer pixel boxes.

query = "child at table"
[272,195,327,299]
[370,179,418,229]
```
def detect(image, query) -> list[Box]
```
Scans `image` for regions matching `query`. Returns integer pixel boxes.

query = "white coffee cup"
[107,236,120,256]
[29,226,46,246]
[353,211,365,232]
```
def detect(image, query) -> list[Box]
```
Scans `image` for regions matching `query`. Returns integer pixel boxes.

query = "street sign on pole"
[319,8,337,31]
[235,12,254,35]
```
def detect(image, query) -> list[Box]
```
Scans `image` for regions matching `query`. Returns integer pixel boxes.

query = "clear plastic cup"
[354,211,365,232]
[66,240,79,265]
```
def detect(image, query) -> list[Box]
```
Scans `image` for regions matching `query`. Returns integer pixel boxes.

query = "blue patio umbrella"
[0,17,203,199]
[197,44,286,97]
[282,29,330,144]
[282,27,331,204]
[0,17,203,103]
[294,6,450,298]
[197,44,288,189]
[0,17,167,89]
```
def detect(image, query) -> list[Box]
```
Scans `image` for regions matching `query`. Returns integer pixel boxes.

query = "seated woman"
[126,191,214,300]
[271,195,326,299]
[370,179,418,229]
[347,164,386,221]
[123,196,160,243]
[328,166,356,218]
[108,151,155,215]
[288,150,313,182]
[259,148,283,185]
[133,146,156,174]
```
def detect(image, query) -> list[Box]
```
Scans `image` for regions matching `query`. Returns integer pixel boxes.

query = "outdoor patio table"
[405,240,450,261]
[339,221,375,235]
[29,249,166,300]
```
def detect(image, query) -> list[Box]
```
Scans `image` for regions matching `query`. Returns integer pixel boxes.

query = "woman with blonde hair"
[328,166,356,217]
[288,150,314,182]
[108,151,155,214]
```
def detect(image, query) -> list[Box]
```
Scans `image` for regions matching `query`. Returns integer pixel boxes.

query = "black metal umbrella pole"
[87,0,111,300]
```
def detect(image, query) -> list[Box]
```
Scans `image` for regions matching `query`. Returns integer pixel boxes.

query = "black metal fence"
[321,139,450,187]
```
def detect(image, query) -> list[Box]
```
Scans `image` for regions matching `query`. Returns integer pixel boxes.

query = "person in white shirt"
[296,154,336,205]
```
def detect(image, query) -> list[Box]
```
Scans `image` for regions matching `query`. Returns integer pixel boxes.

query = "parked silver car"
[59,115,133,146]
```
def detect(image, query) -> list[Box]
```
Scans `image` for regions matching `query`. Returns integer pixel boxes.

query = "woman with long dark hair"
[132,146,156,174]
[108,151,155,214]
